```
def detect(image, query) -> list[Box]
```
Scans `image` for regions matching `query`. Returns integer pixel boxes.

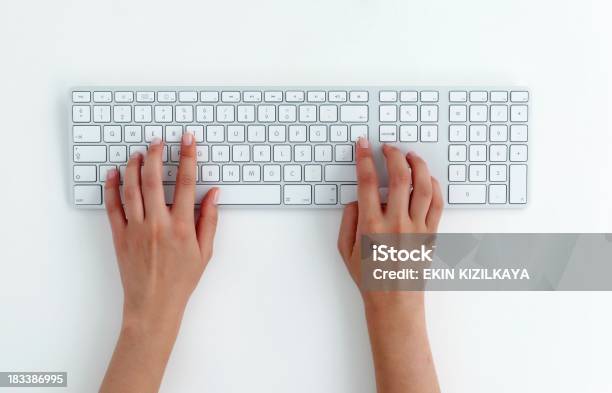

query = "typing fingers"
[172,133,197,220]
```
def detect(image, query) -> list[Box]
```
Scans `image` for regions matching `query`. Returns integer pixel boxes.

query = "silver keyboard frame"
[69,86,530,209]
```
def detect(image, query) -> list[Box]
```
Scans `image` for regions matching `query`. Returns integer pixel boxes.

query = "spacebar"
[163,185,281,205]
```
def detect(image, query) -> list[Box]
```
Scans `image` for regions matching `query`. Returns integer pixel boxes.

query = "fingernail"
[150,137,162,146]
[106,168,118,180]
[212,188,220,205]
[407,150,416,157]
[358,137,369,149]
[182,132,193,146]
[130,151,142,159]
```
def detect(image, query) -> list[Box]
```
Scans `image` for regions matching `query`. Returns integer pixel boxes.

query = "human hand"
[104,132,219,328]
[337,139,442,393]
[337,138,443,306]
[100,133,219,393]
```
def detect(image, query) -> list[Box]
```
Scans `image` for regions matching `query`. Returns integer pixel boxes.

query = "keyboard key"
[114,106,132,123]
[350,125,368,141]
[511,105,528,122]
[166,185,282,205]
[283,165,302,181]
[93,91,112,102]
[448,185,486,204]
[379,105,397,122]
[73,165,97,182]
[510,145,528,161]
[286,91,304,102]
[325,165,356,182]
[420,125,438,142]
[330,125,348,142]
[378,124,397,142]
[307,91,326,102]
[115,91,134,102]
[329,91,347,102]
[399,91,418,102]
[489,164,507,182]
[449,125,467,142]
[304,165,322,182]
[469,125,487,142]
[490,105,508,122]
[73,146,106,162]
[243,91,262,102]
[136,92,155,102]
[72,105,91,122]
[179,91,198,102]
[489,184,507,204]
[221,91,240,102]
[349,91,368,102]
[449,145,467,161]
[509,165,527,204]
[510,91,529,102]
[399,125,418,142]
[510,125,528,142]
[449,105,467,122]
[74,185,102,205]
[379,91,397,102]
[399,105,418,122]
[264,91,283,102]
[284,185,311,204]
[134,106,152,122]
[469,91,487,102]
[490,91,508,102]
[449,91,467,102]
[489,145,508,162]
[315,185,337,205]
[420,105,438,122]
[263,165,281,181]
[469,165,487,181]
[258,105,276,122]
[490,125,508,141]
[158,91,176,102]
[72,91,90,102]
[340,105,368,122]
[448,165,466,182]
[201,91,219,102]
[469,105,488,122]
[319,105,338,122]
[420,91,439,102]
[73,126,101,142]
[103,125,121,142]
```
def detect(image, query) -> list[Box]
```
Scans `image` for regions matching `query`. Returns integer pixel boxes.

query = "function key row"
[379,91,439,103]
[449,90,529,103]
[72,90,370,104]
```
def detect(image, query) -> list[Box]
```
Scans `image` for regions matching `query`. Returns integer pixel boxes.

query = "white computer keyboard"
[70,86,529,208]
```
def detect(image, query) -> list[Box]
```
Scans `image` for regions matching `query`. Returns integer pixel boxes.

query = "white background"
[1,0,611,392]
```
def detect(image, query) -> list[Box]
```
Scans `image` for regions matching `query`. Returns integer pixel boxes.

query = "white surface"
[1,0,611,392]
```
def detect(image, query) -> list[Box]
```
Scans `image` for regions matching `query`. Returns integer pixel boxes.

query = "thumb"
[196,188,219,262]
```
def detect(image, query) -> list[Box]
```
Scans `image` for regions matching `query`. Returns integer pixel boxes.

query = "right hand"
[337,139,443,306]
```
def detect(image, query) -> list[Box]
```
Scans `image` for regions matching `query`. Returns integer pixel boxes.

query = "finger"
[196,188,219,262]
[337,202,358,262]
[355,137,382,222]
[123,151,144,222]
[172,133,197,220]
[406,151,433,224]
[382,144,412,220]
[104,168,126,235]
[141,138,168,217]
[426,177,444,232]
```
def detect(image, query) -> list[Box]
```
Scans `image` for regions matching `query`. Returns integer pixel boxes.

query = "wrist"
[362,291,425,321]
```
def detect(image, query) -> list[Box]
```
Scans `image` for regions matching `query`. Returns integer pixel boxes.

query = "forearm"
[364,297,440,393]
[100,312,183,393]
